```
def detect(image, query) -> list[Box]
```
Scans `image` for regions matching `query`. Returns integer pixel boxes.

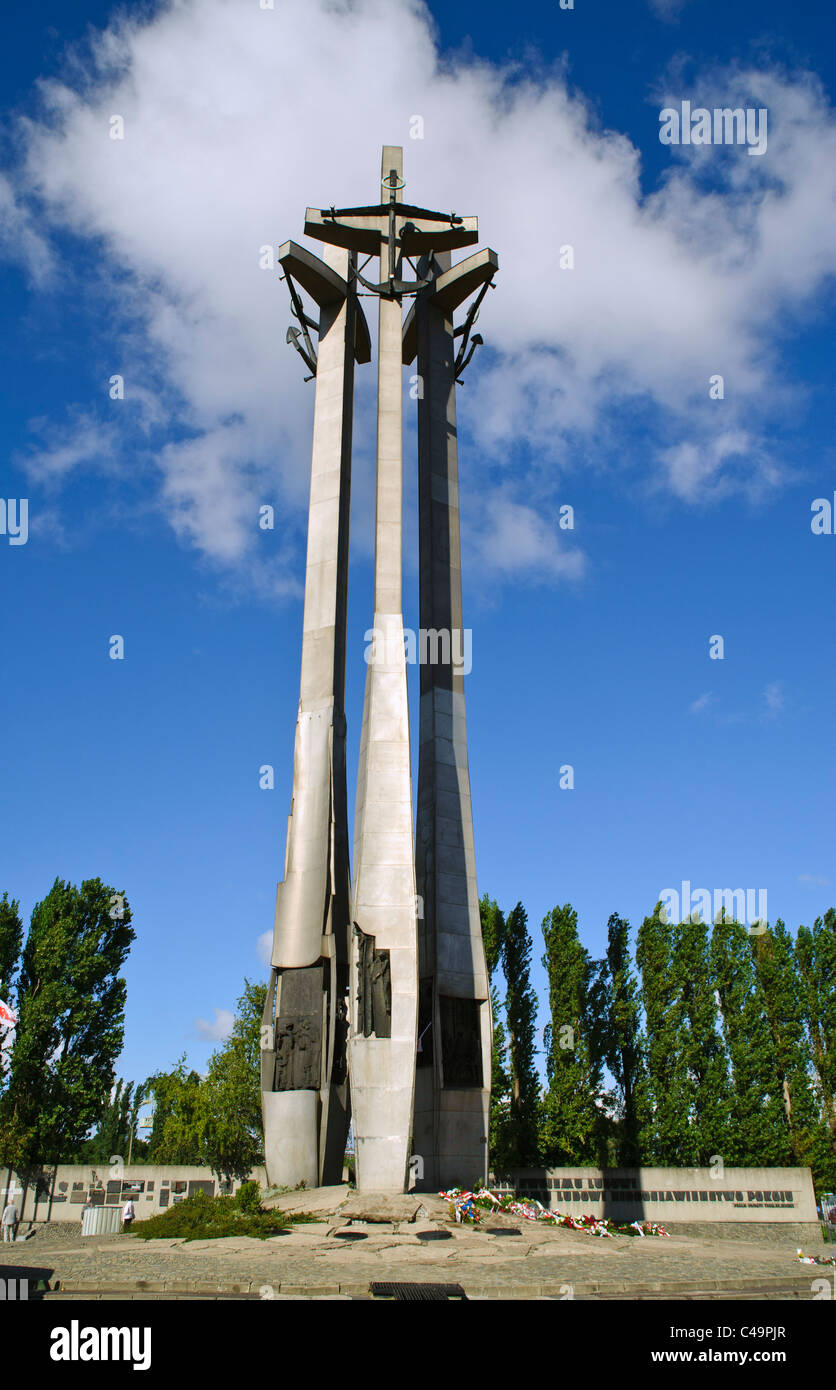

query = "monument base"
[662,1221,821,1245]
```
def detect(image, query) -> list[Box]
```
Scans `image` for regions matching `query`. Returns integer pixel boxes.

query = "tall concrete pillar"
[261,241,369,1188]
[405,248,498,1190]
[349,148,419,1192]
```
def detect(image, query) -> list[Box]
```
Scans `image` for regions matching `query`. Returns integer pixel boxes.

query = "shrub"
[234,1180,262,1215]
[129,1188,292,1241]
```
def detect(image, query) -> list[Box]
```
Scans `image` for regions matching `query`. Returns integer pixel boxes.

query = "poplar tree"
[80,1078,147,1164]
[540,903,604,1164]
[498,903,540,1167]
[752,918,832,1182]
[710,916,791,1165]
[601,912,645,1164]
[796,909,836,1163]
[479,895,510,1164]
[676,914,733,1163]
[635,905,691,1164]
[0,878,135,1170]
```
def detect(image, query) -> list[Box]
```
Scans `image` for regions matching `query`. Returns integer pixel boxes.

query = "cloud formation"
[194,1007,235,1042]
[5,0,836,590]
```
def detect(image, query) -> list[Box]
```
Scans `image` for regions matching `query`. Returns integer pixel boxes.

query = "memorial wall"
[500,1166,820,1242]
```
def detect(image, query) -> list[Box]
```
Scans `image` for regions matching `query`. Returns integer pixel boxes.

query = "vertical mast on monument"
[404,243,497,1190]
[260,238,369,1188]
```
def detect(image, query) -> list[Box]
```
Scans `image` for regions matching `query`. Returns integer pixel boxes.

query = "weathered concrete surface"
[262,239,357,1188]
[262,1185,437,1224]
[349,147,418,1193]
[337,1193,427,1223]
[411,248,494,1192]
[6,1220,832,1301]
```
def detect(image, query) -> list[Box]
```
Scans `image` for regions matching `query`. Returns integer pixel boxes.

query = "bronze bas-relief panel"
[274,965,324,1091]
[355,925,392,1038]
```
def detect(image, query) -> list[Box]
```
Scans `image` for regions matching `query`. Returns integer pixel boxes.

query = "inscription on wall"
[511,1176,798,1210]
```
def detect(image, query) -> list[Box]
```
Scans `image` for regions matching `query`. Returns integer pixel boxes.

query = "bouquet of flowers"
[440,1188,670,1238]
[797,1248,836,1266]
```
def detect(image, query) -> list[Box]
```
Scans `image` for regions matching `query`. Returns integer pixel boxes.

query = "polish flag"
[0,1000,16,1027]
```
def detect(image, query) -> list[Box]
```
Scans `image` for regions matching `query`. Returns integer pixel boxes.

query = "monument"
[261,147,497,1193]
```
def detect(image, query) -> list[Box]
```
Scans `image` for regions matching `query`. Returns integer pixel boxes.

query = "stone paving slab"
[338,1194,428,1223]
[4,1218,832,1301]
[261,1185,351,1213]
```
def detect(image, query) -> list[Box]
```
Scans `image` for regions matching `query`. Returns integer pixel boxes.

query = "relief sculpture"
[355,925,392,1039]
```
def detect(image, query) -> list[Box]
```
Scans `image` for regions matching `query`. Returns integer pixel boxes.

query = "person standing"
[2,1198,19,1243]
[122,1197,136,1230]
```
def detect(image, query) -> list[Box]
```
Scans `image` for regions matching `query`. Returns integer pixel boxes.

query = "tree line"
[481,895,836,1190]
[2,878,833,1190]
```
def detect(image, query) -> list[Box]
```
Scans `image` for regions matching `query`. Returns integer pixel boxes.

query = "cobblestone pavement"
[2,1214,832,1299]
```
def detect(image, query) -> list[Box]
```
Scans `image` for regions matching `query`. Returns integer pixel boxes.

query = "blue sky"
[1,0,835,1087]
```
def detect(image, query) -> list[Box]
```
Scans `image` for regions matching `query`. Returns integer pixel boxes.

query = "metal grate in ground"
[370,1281,467,1301]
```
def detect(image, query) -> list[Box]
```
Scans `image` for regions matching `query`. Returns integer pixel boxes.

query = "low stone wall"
[0,1165,268,1224]
[661,1221,820,1244]
[495,1166,820,1242]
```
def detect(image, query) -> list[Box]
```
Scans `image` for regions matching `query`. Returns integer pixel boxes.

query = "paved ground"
[2,1197,832,1300]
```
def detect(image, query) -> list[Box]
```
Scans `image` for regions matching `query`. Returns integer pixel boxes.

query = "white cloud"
[4,0,836,587]
[194,1007,235,1041]
[763,681,785,715]
[689,692,714,715]
[647,0,690,20]
[21,411,119,483]
[0,173,52,286]
[465,488,585,584]
[798,874,830,888]
[656,432,786,505]
[256,930,272,968]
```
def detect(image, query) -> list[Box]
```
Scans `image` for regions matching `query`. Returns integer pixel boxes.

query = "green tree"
[540,903,605,1164]
[144,1058,205,1165]
[636,905,692,1164]
[601,912,645,1165]
[480,895,510,1167]
[710,916,791,1165]
[199,980,267,1183]
[676,914,733,1163]
[77,1078,147,1164]
[751,918,833,1186]
[496,903,540,1168]
[0,878,135,1170]
[796,909,836,1162]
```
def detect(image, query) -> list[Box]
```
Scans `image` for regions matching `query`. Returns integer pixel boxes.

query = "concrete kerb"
[46,1274,819,1299]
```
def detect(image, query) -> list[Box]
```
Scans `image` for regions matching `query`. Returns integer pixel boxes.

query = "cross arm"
[401,247,498,364]
[278,240,348,304]
[304,207,480,258]
[278,240,371,364]
[304,210,382,255]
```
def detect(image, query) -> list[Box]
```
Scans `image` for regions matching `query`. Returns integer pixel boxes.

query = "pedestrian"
[122,1197,136,1231]
[2,1198,19,1243]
